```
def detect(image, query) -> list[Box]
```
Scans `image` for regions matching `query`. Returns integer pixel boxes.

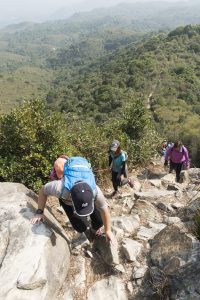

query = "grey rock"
[121,238,143,262]
[87,276,128,300]
[93,235,119,266]
[114,264,126,274]
[131,200,163,223]
[112,216,140,235]
[0,183,70,300]
[133,266,148,279]
[156,202,174,212]
[137,222,166,241]
[134,189,175,201]
[163,216,182,225]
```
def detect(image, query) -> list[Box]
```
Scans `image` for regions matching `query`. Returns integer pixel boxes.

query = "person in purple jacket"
[164,140,189,182]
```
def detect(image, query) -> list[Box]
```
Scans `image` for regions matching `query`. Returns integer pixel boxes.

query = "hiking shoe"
[128,178,134,188]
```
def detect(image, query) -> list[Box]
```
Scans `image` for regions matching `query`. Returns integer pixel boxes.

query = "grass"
[0,66,54,113]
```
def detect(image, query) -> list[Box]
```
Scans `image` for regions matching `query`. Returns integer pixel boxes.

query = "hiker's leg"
[169,160,175,173]
[175,163,183,182]
[60,201,87,233]
[90,207,103,231]
[112,171,119,191]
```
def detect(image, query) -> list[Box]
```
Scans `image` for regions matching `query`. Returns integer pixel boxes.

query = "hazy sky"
[0,0,186,23]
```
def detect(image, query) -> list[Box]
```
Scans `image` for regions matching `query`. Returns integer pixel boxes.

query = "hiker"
[160,139,167,156]
[166,141,173,149]
[109,140,134,197]
[31,156,116,244]
[164,140,189,182]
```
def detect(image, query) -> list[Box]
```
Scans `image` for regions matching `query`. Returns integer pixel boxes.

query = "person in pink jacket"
[164,140,189,182]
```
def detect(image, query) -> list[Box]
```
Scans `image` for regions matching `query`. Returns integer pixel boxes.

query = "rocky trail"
[48,160,200,300]
[1,160,200,300]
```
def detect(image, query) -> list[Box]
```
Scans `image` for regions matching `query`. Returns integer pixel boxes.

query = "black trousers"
[59,199,103,233]
[112,170,129,191]
[169,160,183,182]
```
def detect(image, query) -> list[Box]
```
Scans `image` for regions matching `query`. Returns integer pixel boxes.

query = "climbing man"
[31,156,116,244]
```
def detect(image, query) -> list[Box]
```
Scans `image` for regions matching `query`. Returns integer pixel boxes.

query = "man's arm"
[95,186,116,245]
[30,187,47,224]
[100,209,116,245]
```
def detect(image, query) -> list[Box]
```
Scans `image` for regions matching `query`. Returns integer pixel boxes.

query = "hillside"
[44,24,200,164]
[0,6,200,165]
[48,25,200,122]
[1,0,200,67]
[0,66,53,112]
[0,1,200,114]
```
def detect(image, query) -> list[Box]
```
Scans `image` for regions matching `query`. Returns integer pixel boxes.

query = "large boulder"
[0,183,70,300]
[150,224,200,299]
[134,188,175,201]
[131,200,163,224]
[93,235,119,266]
[87,276,128,300]
[188,168,200,183]
[111,216,140,236]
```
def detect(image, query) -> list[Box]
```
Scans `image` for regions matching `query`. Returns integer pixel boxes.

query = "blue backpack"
[63,157,96,193]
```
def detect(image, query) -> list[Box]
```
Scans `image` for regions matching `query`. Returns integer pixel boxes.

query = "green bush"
[122,98,160,164]
[0,99,75,191]
[0,98,160,191]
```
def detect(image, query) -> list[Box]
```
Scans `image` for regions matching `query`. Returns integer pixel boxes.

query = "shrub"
[122,98,160,164]
[0,99,75,191]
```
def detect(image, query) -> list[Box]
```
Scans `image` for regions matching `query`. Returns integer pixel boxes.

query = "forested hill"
[47,25,200,136]
[44,24,200,165]
[0,22,200,148]
[0,5,200,190]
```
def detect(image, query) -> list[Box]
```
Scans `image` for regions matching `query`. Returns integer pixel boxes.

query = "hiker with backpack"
[160,139,167,157]
[109,140,134,197]
[164,140,189,182]
[30,156,116,244]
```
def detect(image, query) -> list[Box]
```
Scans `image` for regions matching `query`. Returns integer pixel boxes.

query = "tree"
[0,99,75,191]
[122,98,160,164]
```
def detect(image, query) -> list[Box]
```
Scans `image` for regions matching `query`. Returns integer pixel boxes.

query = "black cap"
[71,182,94,217]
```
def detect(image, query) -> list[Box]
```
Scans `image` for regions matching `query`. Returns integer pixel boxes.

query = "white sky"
[0,0,187,22]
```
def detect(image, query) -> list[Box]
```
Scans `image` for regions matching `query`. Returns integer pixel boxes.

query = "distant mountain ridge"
[52,1,199,24]
[0,0,199,28]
